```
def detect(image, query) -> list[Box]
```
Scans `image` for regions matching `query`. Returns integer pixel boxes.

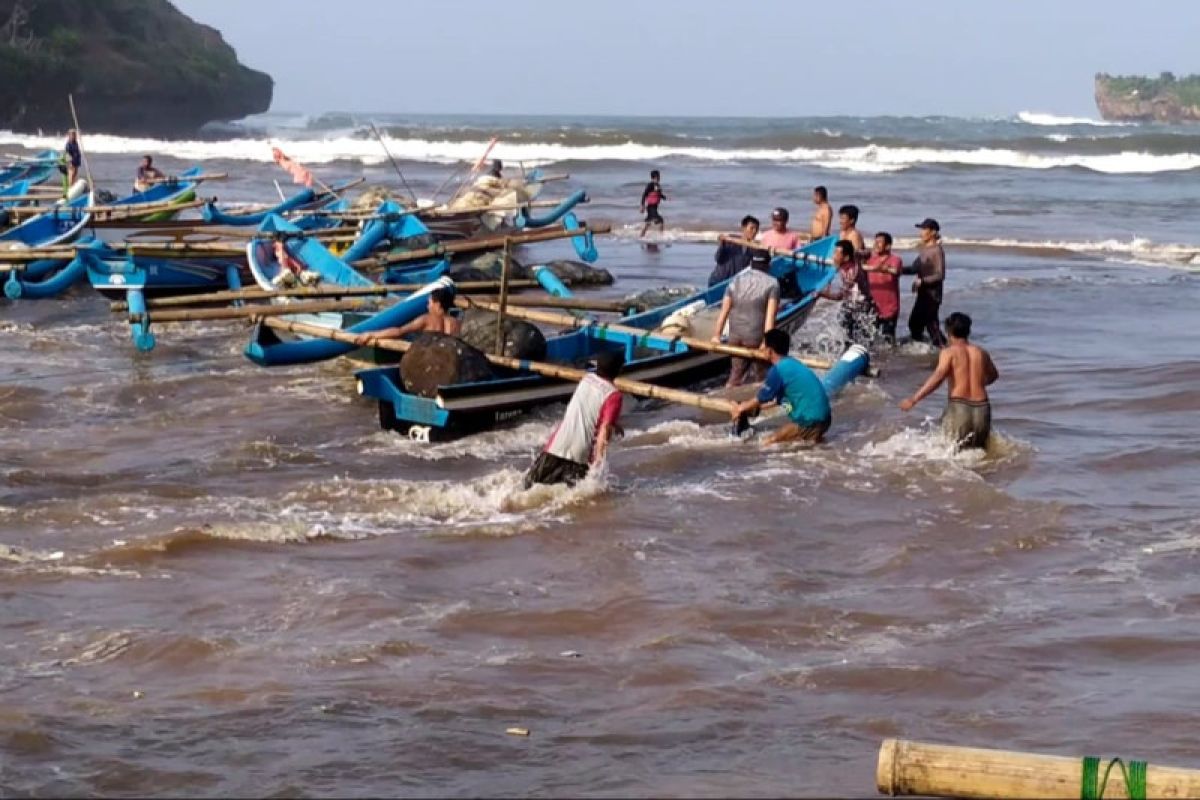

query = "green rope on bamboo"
[1081,755,1148,800]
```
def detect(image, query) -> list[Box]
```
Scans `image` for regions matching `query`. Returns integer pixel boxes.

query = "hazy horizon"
[173,0,1200,120]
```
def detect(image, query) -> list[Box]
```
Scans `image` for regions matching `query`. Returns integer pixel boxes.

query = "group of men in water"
[523,178,999,488]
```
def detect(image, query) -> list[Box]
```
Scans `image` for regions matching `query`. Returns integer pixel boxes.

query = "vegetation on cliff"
[0,0,272,135]
[1095,72,1200,123]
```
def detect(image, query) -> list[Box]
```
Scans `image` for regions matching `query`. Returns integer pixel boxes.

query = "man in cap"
[760,207,801,252]
[712,249,780,386]
[904,218,947,347]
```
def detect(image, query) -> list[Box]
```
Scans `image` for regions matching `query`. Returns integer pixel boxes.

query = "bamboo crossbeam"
[719,235,834,264]
[876,738,1200,800]
[128,297,386,324]
[108,279,549,311]
[140,173,229,184]
[461,298,834,371]
[351,222,610,268]
[265,317,738,414]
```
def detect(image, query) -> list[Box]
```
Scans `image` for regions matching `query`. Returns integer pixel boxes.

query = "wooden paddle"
[264,316,739,415]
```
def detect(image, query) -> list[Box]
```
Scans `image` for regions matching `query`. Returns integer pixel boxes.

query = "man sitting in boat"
[524,350,625,489]
[271,239,322,288]
[134,155,165,192]
[711,250,780,386]
[729,329,832,445]
[488,159,503,179]
[352,288,461,346]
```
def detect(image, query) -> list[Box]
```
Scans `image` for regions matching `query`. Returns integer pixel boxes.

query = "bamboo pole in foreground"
[265,317,738,414]
[876,738,1200,799]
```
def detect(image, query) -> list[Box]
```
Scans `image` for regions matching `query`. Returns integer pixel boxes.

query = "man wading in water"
[899,312,998,449]
[524,350,625,488]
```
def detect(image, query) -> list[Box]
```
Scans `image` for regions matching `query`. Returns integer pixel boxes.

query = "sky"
[173,0,1199,118]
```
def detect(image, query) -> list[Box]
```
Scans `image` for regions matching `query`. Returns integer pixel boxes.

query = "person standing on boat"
[760,207,800,252]
[809,186,833,241]
[488,159,503,179]
[730,329,832,445]
[353,288,461,346]
[708,215,760,286]
[863,232,902,344]
[820,239,876,348]
[711,250,780,386]
[524,350,625,489]
[904,218,947,347]
[899,312,998,449]
[62,129,81,188]
[134,155,165,192]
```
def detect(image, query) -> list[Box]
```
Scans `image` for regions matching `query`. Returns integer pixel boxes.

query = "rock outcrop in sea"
[0,0,272,135]
[1095,72,1200,123]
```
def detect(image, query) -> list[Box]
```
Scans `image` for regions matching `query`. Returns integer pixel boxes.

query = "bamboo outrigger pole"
[263,317,739,415]
[460,297,835,371]
[877,738,1200,799]
[106,279,554,312]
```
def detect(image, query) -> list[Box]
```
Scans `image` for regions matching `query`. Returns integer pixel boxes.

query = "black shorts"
[523,451,589,489]
[644,204,663,224]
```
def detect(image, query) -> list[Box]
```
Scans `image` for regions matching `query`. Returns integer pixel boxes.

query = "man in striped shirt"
[523,350,625,488]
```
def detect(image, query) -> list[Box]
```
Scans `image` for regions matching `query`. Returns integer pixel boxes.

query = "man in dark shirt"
[63,129,82,187]
[708,215,760,286]
[904,218,947,347]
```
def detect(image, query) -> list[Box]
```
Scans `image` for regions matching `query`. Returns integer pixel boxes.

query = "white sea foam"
[1017,111,1127,127]
[611,227,1200,269]
[0,130,1193,174]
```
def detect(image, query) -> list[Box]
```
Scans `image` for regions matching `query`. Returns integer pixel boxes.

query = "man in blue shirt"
[729,328,832,445]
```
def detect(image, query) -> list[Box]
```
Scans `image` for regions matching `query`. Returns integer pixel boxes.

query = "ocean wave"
[1017,111,1128,127]
[612,226,1200,268]
[4,130,1200,174]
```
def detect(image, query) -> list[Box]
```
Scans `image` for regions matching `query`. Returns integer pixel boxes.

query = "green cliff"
[0,0,272,135]
[1095,72,1200,123]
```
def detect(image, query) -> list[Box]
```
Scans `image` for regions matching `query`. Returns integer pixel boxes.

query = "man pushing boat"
[899,312,998,449]
[524,350,625,488]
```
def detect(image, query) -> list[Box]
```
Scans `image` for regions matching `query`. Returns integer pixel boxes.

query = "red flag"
[471,138,499,173]
[271,146,313,188]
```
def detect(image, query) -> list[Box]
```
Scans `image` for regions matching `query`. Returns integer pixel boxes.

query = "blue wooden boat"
[0,191,92,249]
[0,150,58,186]
[0,180,32,208]
[355,237,842,442]
[243,214,454,367]
[76,244,246,350]
[2,173,207,299]
[200,180,360,226]
[107,166,203,222]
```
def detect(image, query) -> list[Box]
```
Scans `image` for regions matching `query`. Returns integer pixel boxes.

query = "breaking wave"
[1016,111,1127,127]
[2,130,1198,174]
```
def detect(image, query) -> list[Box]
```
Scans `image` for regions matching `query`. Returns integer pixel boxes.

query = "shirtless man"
[837,204,866,255]
[353,288,460,345]
[810,185,832,240]
[898,312,998,449]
